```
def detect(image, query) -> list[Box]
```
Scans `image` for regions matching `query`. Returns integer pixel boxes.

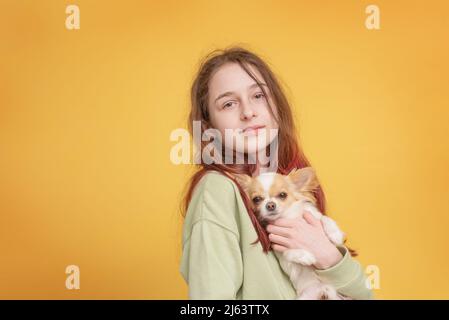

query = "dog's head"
[233,167,320,222]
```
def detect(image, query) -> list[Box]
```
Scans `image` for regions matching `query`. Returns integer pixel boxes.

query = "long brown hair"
[182,46,357,256]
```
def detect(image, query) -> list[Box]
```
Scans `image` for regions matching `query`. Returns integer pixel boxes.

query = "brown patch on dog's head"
[231,168,321,221]
[267,174,299,210]
[287,167,320,205]
[232,173,266,213]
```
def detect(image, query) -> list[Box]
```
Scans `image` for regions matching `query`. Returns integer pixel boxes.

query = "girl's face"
[207,62,279,155]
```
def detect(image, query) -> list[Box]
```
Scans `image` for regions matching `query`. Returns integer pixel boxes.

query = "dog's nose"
[266,201,276,212]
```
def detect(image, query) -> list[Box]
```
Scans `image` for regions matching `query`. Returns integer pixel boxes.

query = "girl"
[179,46,373,300]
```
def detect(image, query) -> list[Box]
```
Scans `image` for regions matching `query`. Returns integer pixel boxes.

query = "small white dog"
[234,167,349,300]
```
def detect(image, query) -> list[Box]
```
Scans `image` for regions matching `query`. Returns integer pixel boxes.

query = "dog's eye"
[278,192,288,199]
[252,196,263,204]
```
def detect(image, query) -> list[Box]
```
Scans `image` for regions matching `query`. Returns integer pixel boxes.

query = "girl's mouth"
[241,125,266,136]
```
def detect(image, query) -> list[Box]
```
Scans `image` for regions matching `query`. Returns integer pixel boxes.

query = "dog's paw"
[321,216,345,245]
[283,249,316,266]
[327,229,345,246]
[317,285,340,300]
[297,284,339,300]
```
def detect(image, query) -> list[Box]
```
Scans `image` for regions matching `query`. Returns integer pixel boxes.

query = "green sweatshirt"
[179,171,374,300]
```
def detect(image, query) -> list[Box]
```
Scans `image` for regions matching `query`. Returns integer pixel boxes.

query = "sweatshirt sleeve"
[179,172,244,299]
[184,220,243,299]
[314,245,374,300]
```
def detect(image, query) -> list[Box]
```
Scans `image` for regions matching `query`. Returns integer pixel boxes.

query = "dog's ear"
[288,167,319,192]
[231,173,252,193]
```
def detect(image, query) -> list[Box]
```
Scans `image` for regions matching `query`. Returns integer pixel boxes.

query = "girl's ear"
[288,167,320,192]
[231,173,252,193]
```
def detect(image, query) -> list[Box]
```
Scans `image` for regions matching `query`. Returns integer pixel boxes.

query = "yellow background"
[1,0,448,299]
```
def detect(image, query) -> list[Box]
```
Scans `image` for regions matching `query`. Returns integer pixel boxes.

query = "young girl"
[179,47,373,300]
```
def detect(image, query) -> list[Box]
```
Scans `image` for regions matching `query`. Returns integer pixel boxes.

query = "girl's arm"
[268,212,374,300]
[314,245,374,300]
[181,219,243,299]
[179,172,243,299]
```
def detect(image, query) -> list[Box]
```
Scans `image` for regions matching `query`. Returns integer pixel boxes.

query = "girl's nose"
[240,100,257,120]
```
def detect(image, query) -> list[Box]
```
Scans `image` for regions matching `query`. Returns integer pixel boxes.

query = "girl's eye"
[223,101,235,109]
[254,92,265,99]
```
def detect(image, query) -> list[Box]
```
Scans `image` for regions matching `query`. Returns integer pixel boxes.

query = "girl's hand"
[266,211,343,270]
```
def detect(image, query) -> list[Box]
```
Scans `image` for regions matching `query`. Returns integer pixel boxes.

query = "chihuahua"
[233,167,349,300]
